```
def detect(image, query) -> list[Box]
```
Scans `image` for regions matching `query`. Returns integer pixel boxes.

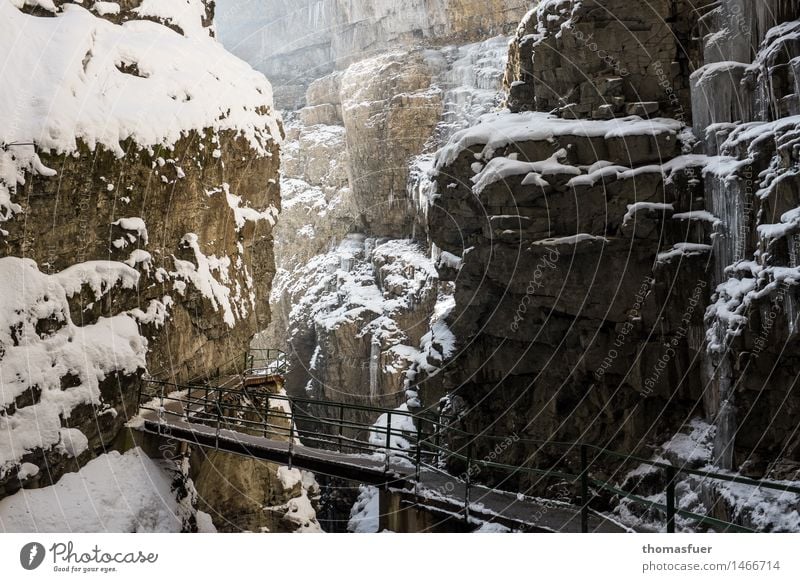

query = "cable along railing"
[138,355,800,534]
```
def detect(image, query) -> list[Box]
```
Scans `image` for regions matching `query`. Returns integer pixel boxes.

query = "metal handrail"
[244,348,288,376]
[137,368,800,533]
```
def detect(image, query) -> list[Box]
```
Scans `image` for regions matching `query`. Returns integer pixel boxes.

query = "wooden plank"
[136,418,628,533]
[139,419,403,486]
[135,389,630,533]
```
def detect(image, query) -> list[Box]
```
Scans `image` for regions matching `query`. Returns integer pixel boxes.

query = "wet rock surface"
[429,0,800,527]
[0,1,282,526]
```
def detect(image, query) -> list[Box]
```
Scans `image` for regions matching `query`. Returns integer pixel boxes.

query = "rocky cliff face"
[430,0,800,529]
[216,0,530,108]
[229,3,521,419]
[212,0,800,531]
[504,0,702,119]
[0,0,293,529]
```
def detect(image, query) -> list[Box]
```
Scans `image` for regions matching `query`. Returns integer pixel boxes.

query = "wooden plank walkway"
[135,398,628,533]
[411,470,628,532]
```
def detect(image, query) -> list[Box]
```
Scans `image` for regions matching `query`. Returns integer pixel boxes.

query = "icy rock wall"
[429,111,712,466]
[215,0,529,108]
[505,0,706,121]
[275,235,443,412]
[695,0,800,473]
[430,0,800,481]
[0,0,281,506]
[255,32,510,417]
[216,1,526,425]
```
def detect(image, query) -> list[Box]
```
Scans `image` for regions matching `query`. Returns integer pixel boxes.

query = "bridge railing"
[137,377,800,534]
[144,349,289,388]
[137,379,444,462]
[243,348,288,377]
[408,426,800,533]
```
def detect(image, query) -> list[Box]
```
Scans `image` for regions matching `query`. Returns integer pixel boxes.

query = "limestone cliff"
[430,0,800,530]
[213,0,800,531]
[504,0,702,119]
[0,0,283,525]
[230,4,519,417]
[216,0,530,108]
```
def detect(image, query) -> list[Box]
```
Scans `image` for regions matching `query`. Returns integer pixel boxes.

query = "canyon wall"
[430,0,800,530]
[216,0,530,108]
[215,0,800,531]
[230,3,522,418]
[433,0,707,456]
[0,0,318,532]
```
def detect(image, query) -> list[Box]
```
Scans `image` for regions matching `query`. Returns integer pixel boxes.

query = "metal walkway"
[134,351,800,533]
[136,405,623,532]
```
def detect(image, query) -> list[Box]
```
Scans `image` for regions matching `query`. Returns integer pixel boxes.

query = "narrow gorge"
[1,0,799,535]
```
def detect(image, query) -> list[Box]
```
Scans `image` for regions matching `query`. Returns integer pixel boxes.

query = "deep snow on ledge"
[0,257,147,476]
[0,1,280,156]
[434,111,683,169]
[0,0,281,226]
[0,448,213,532]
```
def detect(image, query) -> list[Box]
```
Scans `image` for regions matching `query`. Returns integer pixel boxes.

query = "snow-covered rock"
[0,448,213,532]
[0,0,283,530]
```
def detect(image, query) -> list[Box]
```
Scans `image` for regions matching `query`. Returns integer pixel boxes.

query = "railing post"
[580,443,590,533]
[415,419,422,494]
[287,398,296,470]
[215,385,222,449]
[288,419,295,470]
[384,412,392,473]
[264,397,270,439]
[666,465,677,533]
[157,384,165,436]
[465,441,473,523]
[434,419,442,467]
[337,403,344,453]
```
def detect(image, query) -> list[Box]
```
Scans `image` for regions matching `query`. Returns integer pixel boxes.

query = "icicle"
[691,62,749,142]
[406,35,510,217]
[369,336,380,400]
[789,233,800,268]
[708,173,746,286]
[711,356,736,470]
[785,287,799,337]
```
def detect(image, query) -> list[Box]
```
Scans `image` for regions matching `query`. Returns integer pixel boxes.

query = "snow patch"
[0,448,187,532]
[0,257,147,476]
[436,111,682,169]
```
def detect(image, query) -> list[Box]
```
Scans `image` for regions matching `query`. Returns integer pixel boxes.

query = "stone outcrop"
[192,450,321,532]
[429,114,708,457]
[428,0,800,527]
[18,0,216,35]
[339,50,443,237]
[505,0,706,120]
[0,0,285,526]
[11,132,280,384]
[242,11,513,424]
[276,235,443,412]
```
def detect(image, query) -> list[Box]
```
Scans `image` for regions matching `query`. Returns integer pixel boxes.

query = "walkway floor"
[413,470,628,532]
[135,393,628,533]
